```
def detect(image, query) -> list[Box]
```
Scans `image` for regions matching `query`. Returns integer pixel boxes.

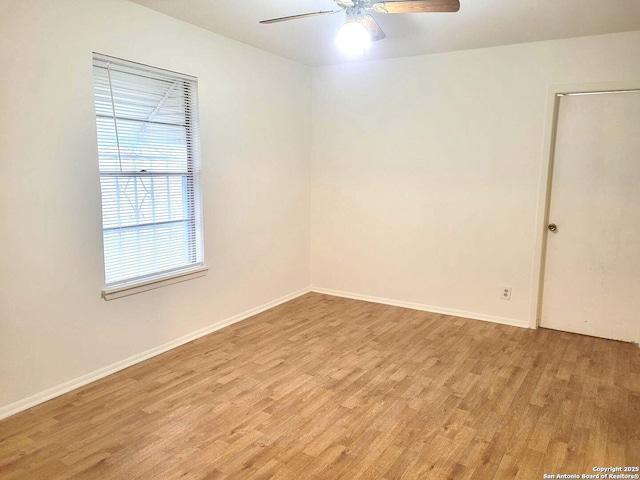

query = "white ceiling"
[129,0,640,66]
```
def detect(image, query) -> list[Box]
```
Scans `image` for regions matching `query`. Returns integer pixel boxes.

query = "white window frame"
[92,53,206,300]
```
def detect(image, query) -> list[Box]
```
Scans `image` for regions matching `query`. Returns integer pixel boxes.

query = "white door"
[541,91,640,344]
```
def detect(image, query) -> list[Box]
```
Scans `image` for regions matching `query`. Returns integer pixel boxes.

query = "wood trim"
[0,287,311,420]
[102,265,209,300]
[311,286,529,329]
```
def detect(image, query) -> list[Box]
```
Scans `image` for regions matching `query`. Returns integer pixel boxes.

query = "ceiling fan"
[260,0,460,54]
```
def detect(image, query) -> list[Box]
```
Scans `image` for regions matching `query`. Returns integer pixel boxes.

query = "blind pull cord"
[106,63,124,173]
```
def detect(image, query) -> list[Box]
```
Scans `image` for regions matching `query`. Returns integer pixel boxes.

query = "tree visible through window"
[92,54,204,288]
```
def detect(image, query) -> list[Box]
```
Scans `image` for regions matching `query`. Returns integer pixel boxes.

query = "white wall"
[0,0,311,412]
[311,31,640,327]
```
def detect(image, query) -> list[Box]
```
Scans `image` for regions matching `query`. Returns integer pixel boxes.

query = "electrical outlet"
[501,286,512,301]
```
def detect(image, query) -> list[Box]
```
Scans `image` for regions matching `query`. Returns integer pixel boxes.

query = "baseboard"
[0,287,311,420]
[310,286,529,329]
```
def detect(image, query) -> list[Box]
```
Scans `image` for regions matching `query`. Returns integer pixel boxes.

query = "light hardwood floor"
[1,293,639,479]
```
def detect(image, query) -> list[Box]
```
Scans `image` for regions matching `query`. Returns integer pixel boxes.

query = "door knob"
[548,223,558,232]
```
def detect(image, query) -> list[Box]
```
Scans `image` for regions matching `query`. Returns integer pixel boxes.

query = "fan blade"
[260,10,341,24]
[371,0,460,14]
[360,15,386,42]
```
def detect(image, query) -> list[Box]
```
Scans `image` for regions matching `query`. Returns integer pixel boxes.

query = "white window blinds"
[92,54,204,288]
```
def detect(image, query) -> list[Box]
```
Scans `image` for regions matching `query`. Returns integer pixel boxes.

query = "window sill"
[102,265,208,301]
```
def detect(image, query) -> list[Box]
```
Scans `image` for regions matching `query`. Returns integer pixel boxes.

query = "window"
[92,54,205,299]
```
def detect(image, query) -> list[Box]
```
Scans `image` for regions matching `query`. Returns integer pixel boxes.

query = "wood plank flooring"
[1,292,638,479]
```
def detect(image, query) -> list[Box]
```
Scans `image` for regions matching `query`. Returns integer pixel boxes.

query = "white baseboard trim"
[0,287,311,421]
[311,287,529,329]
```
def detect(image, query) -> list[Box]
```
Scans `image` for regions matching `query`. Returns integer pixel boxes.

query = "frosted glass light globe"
[335,21,371,55]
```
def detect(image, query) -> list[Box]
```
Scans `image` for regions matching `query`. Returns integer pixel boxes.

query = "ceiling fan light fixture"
[335,20,371,55]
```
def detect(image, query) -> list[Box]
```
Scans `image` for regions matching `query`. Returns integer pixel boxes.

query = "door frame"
[529,80,640,329]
